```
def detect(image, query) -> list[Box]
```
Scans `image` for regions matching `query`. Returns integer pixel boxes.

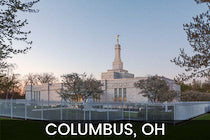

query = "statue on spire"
[117,34,120,44]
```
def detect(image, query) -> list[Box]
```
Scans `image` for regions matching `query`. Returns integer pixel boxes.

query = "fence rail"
[0,99,210,122]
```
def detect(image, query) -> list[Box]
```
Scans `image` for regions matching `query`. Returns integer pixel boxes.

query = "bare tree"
[24,73,38,85]
[0,74,21,99]
[134,76,178,103]
[58,73,103,102]
[37,73,57,84]
[83,74,104,102]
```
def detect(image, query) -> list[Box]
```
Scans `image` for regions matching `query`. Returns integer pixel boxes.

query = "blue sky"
[9,0,208,80]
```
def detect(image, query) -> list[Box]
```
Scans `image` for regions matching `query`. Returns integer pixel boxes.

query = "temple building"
[25,35,181,103]
[100,35,180,103]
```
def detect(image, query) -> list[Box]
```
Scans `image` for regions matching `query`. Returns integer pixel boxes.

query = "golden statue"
[117,35,120,43]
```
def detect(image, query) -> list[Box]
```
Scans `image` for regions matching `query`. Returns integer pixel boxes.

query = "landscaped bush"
[181,91,210,101]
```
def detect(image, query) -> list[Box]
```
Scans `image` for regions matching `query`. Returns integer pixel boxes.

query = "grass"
[124,111,139,118]
[193,114,210,120]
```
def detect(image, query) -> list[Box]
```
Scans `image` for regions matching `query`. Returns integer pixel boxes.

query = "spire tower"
[101,35,134,80]
[113,35,123,70]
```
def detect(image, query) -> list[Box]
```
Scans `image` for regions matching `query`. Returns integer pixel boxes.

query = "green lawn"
[1,113,210,140]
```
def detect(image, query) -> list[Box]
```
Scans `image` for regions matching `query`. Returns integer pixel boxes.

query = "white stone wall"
[100,77,148,103]
[25,83,62,101]
[101,71,115,80]
[101,70,134,80]
[100,77,181,103]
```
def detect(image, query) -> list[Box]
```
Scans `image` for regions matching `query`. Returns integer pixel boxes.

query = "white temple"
[25,35,181,103]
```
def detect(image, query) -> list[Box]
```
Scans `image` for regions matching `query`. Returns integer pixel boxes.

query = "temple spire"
[113,35,123,70]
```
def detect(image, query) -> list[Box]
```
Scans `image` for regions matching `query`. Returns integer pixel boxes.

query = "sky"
[8,0,208,80]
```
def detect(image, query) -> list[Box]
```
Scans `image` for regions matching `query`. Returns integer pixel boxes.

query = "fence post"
[174,103,176,121]
[129,104,130,121]
[89,104,91,121]
[165,101,168,112]
[10,99,13,119]
[122,103,124,120]
[60,99,63,121]
[107,104,109,121]
[84,103,86,121]
[41,100,43,120]
[145,104,148,121]
[25,100,27,120]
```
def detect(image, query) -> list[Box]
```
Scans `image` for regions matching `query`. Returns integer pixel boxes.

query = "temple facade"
[25,36,181,103]
[100,36,180,103]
